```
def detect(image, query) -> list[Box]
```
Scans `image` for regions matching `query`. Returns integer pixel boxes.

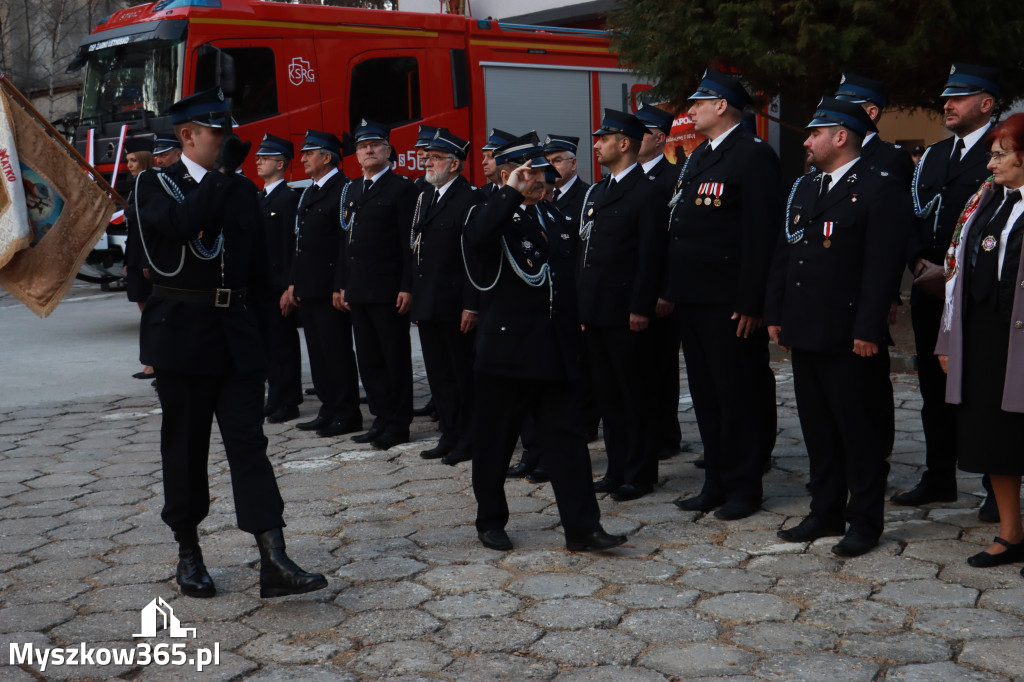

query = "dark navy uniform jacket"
[409,174,484,322]
[663,127,783,317]
[644,155,678,197]
[576,165,668,326]
[765,160,913,353]
[335,168,418,304]
[135,161,270,375]
[463,186,580,382]
[551,176,589,229]
[289,171,347,300]
[261,181,299,293]
[861,134,914,188]
[911,133,991,265]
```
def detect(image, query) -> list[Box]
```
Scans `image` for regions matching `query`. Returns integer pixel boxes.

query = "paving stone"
[239,633,349,664]
[334,581,433,612]
[335,557,428,582]
[416,565,513,593]
[188,621,261,650]
[417,545,512,565]
[422,590,521,619]
[801,599,908,633]
[520,598,625,629]
[729,622,836,654]
[581,558,676,584]
[336,608,440,644]
[841,553,939,583]
[443,652,558,681]
[977,588,1024,618]
[0,604,77,634]
[618,608,720,642]
[29,538,118,561]
[551,666,668,682]
[886,519,961,542]
[722,529,808,556]
[19,640,136,680]
[47,611,138,644]
[885,661,1007,681]
[51,520,133,540]
[133,651,258,681]
[607,584,699,609]
[772,575,872,603]
[753,652,880,681]
[430,618,542,653]
[696,591,800,623]
[746,553,841,577]
[0,581,91,608]
[678,567,774,594]
[333,538,420,561]
[529,629,645,666]
[499,550,592,573]
[0,499,78,519]
[245,665,359,682]
[0,631,53,665]
[938,562,1024,591]
[506,573,603,598]
[0,516,67,536]
[914,607,1024,639]
[659,545,748,569]
[640,642,758,677]
[873,579,978,608]
[74,583,178,614]
[349,640,453,676]
[24,473,96,488]
[838,632,953,664]
[243,602,346,634]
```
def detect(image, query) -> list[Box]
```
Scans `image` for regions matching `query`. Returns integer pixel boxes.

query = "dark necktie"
[430,189,439,208]
[552,188,562,203]
[972,189,1021,302]
[947,138,965,178]
[525,204,539,223]
[817,174,832,206]
[363,178,373,195]
[259,188,267,199]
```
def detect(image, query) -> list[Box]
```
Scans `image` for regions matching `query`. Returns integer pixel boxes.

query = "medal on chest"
[822,221,835,248]
[982,235,997,252]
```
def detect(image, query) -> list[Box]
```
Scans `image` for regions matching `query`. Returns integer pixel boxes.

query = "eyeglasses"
[988,150,1016,161]
[424,154,454,163]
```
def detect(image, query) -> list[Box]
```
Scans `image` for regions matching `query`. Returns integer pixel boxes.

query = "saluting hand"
[506,160,533,193]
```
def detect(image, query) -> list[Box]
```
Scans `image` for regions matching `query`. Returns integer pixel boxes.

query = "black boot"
[174,529,215,598]
[254,528,328,598]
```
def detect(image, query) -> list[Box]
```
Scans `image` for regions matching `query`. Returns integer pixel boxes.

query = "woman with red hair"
[937,112,1024,573]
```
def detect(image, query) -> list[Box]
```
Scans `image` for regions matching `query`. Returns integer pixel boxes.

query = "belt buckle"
[214,288,231,307]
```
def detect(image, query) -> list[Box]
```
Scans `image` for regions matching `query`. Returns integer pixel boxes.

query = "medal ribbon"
[823,222,834,239]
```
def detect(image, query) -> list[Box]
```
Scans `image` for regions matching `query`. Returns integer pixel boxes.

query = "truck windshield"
[79,39,183,125]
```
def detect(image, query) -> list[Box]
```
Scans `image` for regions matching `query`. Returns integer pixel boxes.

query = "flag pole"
[0,75,126,208]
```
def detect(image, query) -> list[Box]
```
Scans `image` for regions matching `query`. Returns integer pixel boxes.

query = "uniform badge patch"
[982,235,997,252]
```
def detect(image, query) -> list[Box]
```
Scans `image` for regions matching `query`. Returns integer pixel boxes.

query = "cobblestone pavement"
[2,352,1024,681]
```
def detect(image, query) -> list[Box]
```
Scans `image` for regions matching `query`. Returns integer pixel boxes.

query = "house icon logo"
[133,597,196,638]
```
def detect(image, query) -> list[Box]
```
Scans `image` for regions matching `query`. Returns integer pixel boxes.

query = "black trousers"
[585,325,658,487]
[473,372,601,535]
[792,348,892,538]
[910,288,957,488]
[418,319,474,455]
[676,304,776,504]
[652,314,682,452]
[155,368,284,534]
[298,298,361,424]
[350,303,413,433]
[265,296,303,412]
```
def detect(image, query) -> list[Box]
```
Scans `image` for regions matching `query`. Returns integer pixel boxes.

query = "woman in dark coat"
[124,137,155,379]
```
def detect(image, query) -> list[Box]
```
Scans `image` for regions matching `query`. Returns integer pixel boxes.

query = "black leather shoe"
[266,405,300,424]
[351,426,384,443]
[891,481,957,506]
[263,402,276,416]
[674,492,724,512]
[174,529,215,598]
[656,446,680,461]
[693,457,706,469]
[420,442,452,459]
[478,529,512,551]
[714,499,761,520]
[442,450,473,466]
[967,537,1024,568]
[978,495,1000,523]
[565,529,627,551]
[507,461,533,478]
[525,468,550,483]
[255,528,328,598]
[296,415,331,431]
[372,431,410,450]
[777,516,846,542]
[611,483,653,501]
[592,477,623,493]
[831,532,879,558]
[412,399,436,418]
[316,419,363,437]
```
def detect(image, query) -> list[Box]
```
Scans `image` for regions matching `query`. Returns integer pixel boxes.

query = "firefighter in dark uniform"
[893,64,1000,515]
[579,109,669,502]
[662,69,782,521]
[463,132,626,552]
[254,133,302,424]
[480,128,514,196]
[834,74,914,186]
[768,97,912,557]
[152,131,182,168]
[134,88,327,599]
[506,133,595,483]
[283,130,362,438]
[336,120,418,450]
[412,124,439,192]
[411,128,484,465]
[636,103,684,462]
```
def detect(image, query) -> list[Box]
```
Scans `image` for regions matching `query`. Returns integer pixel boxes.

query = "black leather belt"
[152,285,247,307]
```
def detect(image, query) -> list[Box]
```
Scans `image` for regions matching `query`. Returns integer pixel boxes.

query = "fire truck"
[71,0,650,282]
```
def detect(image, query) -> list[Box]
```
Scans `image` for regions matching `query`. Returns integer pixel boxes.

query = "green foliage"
[610,0,1024,116]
